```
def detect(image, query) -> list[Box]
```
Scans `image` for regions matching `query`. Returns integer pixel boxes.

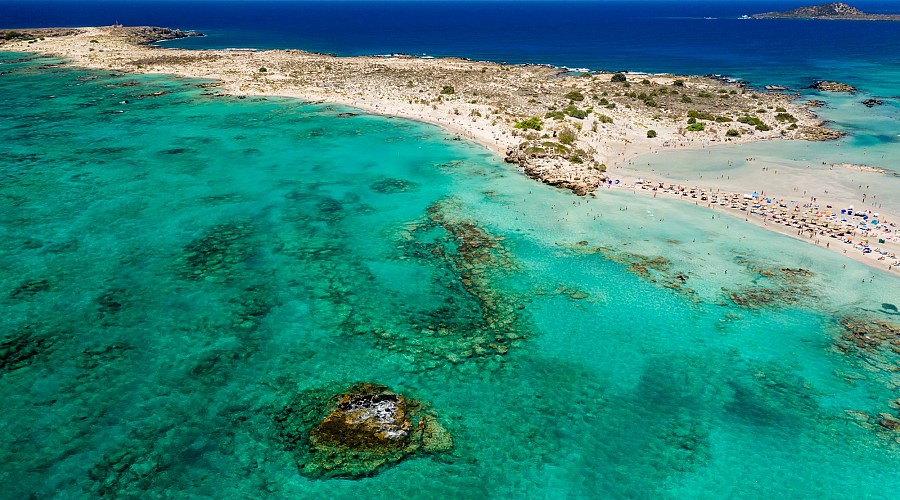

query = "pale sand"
[3,26,896,274]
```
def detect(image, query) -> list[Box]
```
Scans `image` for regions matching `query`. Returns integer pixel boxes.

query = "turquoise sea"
[2,45,900,498]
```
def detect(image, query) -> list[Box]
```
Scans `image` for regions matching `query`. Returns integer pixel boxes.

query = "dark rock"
[274,383,452,479]
[862,98,884,107]
[836,316,900,350]
[809,81,857,93]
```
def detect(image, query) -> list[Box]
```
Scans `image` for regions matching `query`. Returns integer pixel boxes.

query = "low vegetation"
[514,116,543,131]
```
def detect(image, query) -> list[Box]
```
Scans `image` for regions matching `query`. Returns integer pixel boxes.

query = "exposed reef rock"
[862,98,884,108]
[274,383,452,479]
[505,148,603,197]
[796,125,845,141]
[810,81,857,93]
[836,316,900,352]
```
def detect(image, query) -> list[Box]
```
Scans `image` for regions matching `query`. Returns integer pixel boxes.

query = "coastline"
[2,25,896,274]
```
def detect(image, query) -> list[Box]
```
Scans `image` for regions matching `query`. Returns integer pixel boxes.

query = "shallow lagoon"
[2,53,900,498]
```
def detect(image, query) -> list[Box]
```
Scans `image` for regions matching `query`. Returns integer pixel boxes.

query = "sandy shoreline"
[2,25,896,274]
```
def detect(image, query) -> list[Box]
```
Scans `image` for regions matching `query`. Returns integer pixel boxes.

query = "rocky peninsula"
[1,25,834,197]
[751,2,900,21]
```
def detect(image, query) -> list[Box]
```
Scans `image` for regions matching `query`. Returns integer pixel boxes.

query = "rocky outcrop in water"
[836,316,900,352]
[274,383,452,478]
[862,98,884,108]
[795,125,845,141]
[752,3,900,21]
[810,81,857,93]
[505,149,603,196]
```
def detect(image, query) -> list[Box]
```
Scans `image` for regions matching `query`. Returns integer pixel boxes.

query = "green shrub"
[641,79,651,85]
[440,85,455,95]
[672,79,685,87]
[681,95,693,104]
[686,122,705,132]
[558,127,577,145]
[611,73,627,83]
[646,130,657,138]
[514,116,543,131]
[564,105,588,119]
[715,116,732,123]
[775,107,786,112]
[545,110,565,120]
[687,117,697,124]
[726,129,741,137]
[687,110,715,121]
[697,91,712,98]
[569,155,584,164]
[565,90,585,101]
[737,116,764,127]
[596,114,614,124]
[258,67,267,73]
[579,72,592,78]
[755,123,772,131]
[787,123,798,130]
[775,112,797,123]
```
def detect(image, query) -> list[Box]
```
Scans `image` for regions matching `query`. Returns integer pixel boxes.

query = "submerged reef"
[274,382,452,479]
[370,177,418,194]
[0,324,62,372]
[178,223,255,282]
[343,199,530,368]
[834,315,900,444]
[559,242,697,300]
[836,316,900,352]
[723,257,815,309]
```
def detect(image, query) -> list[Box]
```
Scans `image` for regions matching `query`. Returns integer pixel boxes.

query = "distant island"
[751,2,900,20]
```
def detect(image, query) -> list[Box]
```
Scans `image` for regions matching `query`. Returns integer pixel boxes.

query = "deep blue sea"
[3,2,900,497]
[3,1,900,93]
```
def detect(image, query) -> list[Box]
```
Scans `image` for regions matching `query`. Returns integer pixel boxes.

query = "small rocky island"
[274,383,452,479]
[751,2,900,20]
